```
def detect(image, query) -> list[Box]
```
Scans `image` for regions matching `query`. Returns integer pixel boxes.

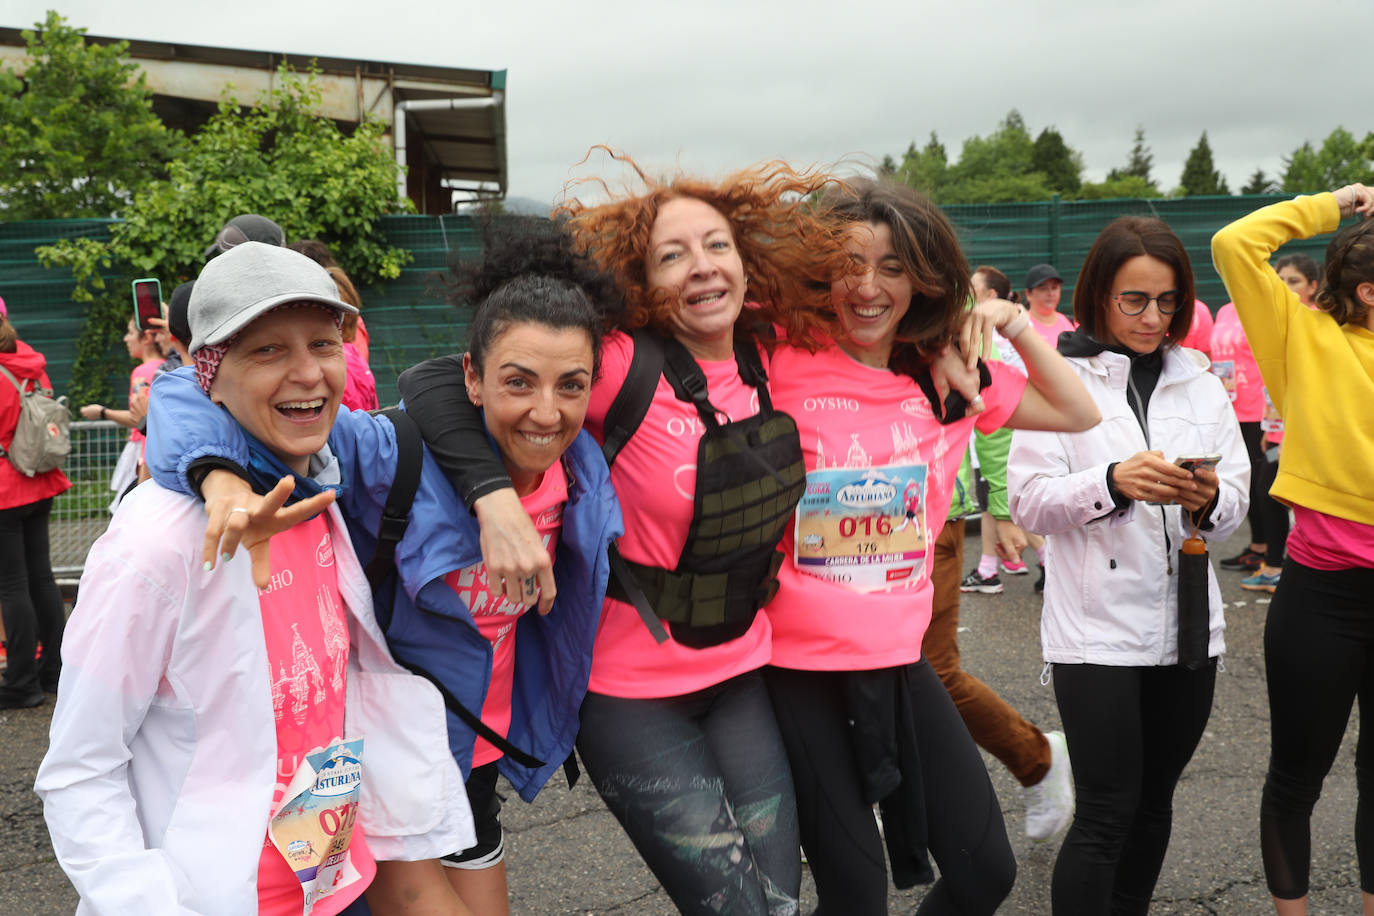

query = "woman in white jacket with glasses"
[1008,217,1249,915]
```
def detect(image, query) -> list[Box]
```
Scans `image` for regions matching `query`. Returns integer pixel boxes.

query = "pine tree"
[1179,131,1230,196]
[1108,127,1155,188]
[1031,127,1082,194]
[1241,168,1276,195]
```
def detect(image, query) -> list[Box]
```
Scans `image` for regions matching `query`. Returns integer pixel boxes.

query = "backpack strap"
[392,657,545,770]
[600,328,665,467]
[365,408,423,589]
[367,407,547,771]
[661,337,721,428]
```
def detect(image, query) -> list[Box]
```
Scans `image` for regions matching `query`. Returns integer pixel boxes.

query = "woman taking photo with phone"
[1008,217,1249,915]
[1213,184,1374,916]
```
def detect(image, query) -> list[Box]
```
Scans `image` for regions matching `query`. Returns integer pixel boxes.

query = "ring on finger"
[970,394,985,409]
[228,507,250,516]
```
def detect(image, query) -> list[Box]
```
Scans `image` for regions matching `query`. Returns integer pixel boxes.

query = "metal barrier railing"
[49,419,129,577]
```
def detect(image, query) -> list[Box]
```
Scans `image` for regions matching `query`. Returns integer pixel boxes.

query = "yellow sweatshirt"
[1212,192,1374,524]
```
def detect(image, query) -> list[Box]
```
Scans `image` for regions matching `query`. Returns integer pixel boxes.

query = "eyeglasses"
[1113,290,1182,316]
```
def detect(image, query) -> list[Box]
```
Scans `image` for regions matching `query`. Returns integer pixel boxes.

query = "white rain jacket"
[35,483,474,915]
[1008,343,1250,667]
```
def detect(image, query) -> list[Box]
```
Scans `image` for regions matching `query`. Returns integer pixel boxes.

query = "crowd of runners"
[2,154,1372,915]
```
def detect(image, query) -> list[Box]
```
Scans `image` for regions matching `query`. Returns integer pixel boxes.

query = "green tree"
[1241,168,1277,195]
[1076,175,1163,200]
[1031,127,1083,194]
[1281,127,1373,192]
[896,133,950,200]
[1107,126,1156,189]
[40,63,413,405]
[0,11,182,220]
[1178,131,1230,196]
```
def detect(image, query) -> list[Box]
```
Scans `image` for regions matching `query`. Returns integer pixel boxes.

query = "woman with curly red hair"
[398,156,850,913]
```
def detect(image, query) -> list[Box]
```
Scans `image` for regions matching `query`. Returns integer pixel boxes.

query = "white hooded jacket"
[1008,343,1250,667]
[35,483,474,915]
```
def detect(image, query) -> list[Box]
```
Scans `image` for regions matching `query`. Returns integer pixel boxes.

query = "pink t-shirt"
[444,464,567,766]
[1181,299,1214,356]
[256,515,373,916]
[582,331,772,698]
[1287,506,1374,571]
[765,347,1026,670]
[1209,303,1265,423]
[341,342,379,412]
[128,359,159,445]
[1028,311,1076,351]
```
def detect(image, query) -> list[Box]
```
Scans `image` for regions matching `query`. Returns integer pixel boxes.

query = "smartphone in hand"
[131,278,163,332]
[1146,454,1222,505]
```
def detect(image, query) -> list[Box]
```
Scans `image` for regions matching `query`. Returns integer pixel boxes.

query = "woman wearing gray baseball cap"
[36,242,472,915]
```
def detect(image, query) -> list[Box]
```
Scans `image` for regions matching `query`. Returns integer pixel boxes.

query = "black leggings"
[0,497,64,699]
[577,671,800,916]
[1051,661,1216,915]
[1261,559,1374,900]
[1240,420,1268,546]
[1256,456,1290,568]
[765,661,1015,915]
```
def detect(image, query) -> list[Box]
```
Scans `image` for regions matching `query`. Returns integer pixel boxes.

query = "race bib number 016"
[794,465,927,592]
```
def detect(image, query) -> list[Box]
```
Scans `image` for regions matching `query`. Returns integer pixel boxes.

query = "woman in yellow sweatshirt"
[1212,184,1374,916]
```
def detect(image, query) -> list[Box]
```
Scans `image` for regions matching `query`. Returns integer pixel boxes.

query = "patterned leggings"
[577,670,800,916]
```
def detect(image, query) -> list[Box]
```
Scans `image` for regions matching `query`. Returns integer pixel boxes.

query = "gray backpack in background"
[0,364,70,476]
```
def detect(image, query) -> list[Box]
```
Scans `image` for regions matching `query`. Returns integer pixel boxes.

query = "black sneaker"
[1034,563,1046,594]
[960,570,1004,594]
[1220,548,1263,571]
[0,687,45,709]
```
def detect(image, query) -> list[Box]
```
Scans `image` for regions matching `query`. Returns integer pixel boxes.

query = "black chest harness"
[602,330,806,649]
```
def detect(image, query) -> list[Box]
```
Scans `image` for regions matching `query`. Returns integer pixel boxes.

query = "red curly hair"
[558,149,850,348]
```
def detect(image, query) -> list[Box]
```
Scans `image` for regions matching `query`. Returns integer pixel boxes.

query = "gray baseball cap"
[188,242,357,352]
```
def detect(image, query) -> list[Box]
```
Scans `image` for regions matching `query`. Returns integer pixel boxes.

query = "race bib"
[1210,360,1236,402]
[794,465,928,592]
[268,739,364,914]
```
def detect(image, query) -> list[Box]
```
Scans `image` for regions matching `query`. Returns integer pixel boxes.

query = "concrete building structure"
[0,28,507,214]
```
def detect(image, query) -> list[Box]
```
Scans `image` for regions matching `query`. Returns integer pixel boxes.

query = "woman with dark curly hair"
[398,156,853,914]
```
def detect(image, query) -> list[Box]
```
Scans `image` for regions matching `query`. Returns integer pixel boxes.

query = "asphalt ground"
[1,524,1365,914]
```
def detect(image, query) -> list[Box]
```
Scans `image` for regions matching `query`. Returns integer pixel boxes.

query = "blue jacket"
[146,367,623,801]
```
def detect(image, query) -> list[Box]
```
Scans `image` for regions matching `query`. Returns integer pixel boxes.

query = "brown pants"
[923,517,1050,787]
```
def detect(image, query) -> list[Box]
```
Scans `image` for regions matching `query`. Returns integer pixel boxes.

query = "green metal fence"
[0,194,1334,406]
[944,193,1331,309]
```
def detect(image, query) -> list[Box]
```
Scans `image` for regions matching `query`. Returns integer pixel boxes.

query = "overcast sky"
[6,0,1370,206]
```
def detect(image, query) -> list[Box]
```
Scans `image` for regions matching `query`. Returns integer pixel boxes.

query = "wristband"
[1001,311,1031,340]
[99,406,107,421]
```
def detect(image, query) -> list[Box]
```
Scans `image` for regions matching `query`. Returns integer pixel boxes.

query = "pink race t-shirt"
[444,464,567,766]
[128,359,159,445]
[581,331,772,698]
[1209,303,1265,423]
[1028,311,1076,351]
[1181,299,1214,356]
[1287,506,1374,571]
[765,346,1026,670]
[256,514,374,916]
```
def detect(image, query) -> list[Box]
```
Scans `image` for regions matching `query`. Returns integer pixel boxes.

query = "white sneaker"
[1024,730,1074,841]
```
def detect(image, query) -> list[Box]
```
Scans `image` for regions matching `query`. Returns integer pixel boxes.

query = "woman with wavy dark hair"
[761,179,1097,914]
[1214,185,1374,916]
